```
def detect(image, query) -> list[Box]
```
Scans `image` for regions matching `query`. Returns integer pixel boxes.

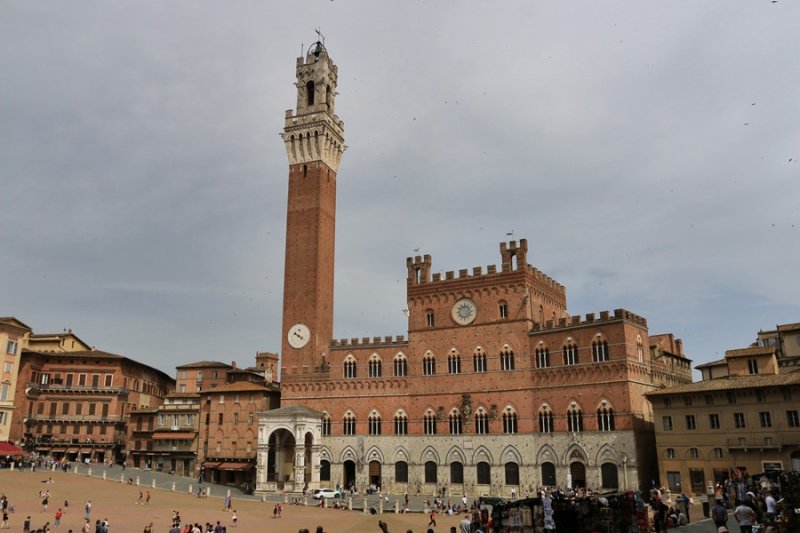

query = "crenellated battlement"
[406,239,565,293]
[330,335,408,349]
[530,308,648,332]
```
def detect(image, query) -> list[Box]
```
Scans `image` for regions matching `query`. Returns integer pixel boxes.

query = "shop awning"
[51,448,66,453]
[0,442,27,456]
[152,432,195,440]
[79,449,91,454]
[202,461,221,468]
[66,448,78,453]
[217,462,255,471]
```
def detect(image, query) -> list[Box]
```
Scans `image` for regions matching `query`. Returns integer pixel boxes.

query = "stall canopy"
[217,462,255,471]
[0,442,27,457]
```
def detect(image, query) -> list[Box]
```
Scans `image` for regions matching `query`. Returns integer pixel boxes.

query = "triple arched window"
[448,350,461,374]
[567,405,584,433]
[394,411,408,435]
[368,355,382,378]
[592,339,609,362]
[473,348,487,373]
[502,408,518,434]
[449,409,463,435]
[475,407,489,434]
[535,346,550,368]
[563,342,579,365]
[368,411,382,435]
[539,405,554,433]
[393,354,408,377]
[423,352,436,376]
[343,355,357,379]
[500,348,515,371]
[343,412,356,435]
[597,404,615,431]
[423,409,437,435]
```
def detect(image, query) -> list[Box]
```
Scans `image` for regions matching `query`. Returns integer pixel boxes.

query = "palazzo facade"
[256,41,693,497]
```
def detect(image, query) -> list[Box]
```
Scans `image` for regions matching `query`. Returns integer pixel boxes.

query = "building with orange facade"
[12,344,174,464]
[256,41,693,496]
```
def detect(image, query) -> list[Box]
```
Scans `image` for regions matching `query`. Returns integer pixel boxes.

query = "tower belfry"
[280,41,345,379]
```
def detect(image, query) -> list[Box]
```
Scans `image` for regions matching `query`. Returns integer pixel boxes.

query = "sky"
[2,2,798,378]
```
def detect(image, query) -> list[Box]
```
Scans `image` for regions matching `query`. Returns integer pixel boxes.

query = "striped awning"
[202,461,221,468]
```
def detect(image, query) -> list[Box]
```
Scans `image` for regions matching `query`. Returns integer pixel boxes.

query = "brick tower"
[279,41,345,380]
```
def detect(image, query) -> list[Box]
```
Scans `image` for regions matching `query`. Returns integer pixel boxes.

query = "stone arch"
[471,445,493,465]
[563,444,588,466]
[319,446,333,462]
[445,446,467,464]
[420,445,441,465]
[365,446,385,464]
[595,444,618,465]
[340,445,359,464]
[536,444,558,466]
[501,445,523,466]
[393,447,410,463]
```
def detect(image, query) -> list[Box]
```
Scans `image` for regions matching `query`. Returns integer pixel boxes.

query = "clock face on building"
[451,298,478,326]
[287,323,311,349]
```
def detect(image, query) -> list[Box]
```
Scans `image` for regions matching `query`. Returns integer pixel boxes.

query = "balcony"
[26,415,123,424]
[26,383,126,395]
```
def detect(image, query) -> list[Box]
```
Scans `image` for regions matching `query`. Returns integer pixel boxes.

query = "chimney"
[231,361,237,369]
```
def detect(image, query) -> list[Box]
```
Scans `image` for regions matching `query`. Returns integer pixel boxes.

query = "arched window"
[449,409,463,435]
[473,347,487,373]
[423,352,436,376]
[320,460,331,481]
[597,404,615,431]
[395,461,408,483]
[393,354,408,377]
[426,310,435,328]
[368,354,382,378]
[475,407,489,434]
[476,462,491,485]
[563,341,579,365]
[343,355,357,379]
[423,409,437,435]
[592,339,609,362]
[394,411,408,435]
[535,346,550,368]
[637,335,644,363]
[322,413,332,436]
[306,80,315,106]
[567,404,583,433]
[343,412,356,435]
[502,408,518,434]
[448,349,461,374]
[368,411,382,435]
[450,462,464,484]
[500,347,515,371]
[505,462,520,485]
[424,461,438,484]
[539,405,554,433]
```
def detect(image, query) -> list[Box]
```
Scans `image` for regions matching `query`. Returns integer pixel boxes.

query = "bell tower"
[280,40,345,380]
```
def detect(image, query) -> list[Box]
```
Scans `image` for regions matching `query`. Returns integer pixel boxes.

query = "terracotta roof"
[645,370,800,396]
[777,322,800,332]
[175,361,232,369]
[694,358,726,369]
[726,346,775,358]
[21,349,174,383]
[0,317,32,331]
[198,381,272,393]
